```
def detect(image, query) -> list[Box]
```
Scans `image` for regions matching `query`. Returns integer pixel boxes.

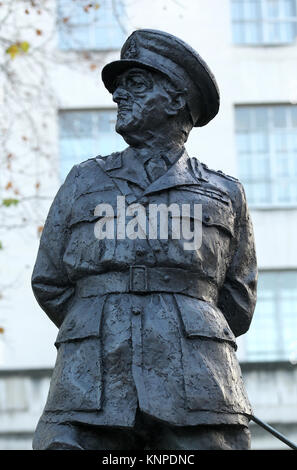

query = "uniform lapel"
[99,147,151,190]
[143,149,208,196]
[97,147,209,197]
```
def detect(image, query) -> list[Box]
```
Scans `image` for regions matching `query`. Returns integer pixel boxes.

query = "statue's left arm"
[218,182,258,337]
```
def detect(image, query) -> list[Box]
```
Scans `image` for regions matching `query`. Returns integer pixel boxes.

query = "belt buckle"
[129,265,148,292]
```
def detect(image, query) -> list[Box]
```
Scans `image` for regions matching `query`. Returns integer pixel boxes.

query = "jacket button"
[164,275,170,282]
[204,215,211,222]
[132,307,142,316]
[223,328,230,336]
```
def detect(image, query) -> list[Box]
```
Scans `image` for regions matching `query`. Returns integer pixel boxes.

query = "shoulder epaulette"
[201,162,239,183]
[79,155,101,167]
[101,151,121,170]
[189,157,208,182]
[104,151,121,160]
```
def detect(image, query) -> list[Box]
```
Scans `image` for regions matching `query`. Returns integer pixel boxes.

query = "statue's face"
[112,67,172,141]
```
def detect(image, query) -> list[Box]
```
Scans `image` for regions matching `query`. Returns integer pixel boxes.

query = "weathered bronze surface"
[32,30,257,450]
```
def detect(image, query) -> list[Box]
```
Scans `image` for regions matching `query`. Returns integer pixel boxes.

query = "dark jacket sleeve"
[218,182,258,337]
[31,165,78,328]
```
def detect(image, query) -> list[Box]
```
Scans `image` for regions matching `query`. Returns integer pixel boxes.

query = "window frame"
[57,0,127,52]
[231,0,297,46]
[58,107,126,180]
[243,268,297,363]
[234,103,297,209]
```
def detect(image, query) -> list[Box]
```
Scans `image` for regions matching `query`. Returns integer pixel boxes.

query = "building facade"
[0,0,297,449]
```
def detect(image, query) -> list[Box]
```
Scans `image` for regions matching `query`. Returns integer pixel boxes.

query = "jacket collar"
[98,147,209,194]
[143,148,208,196]
[100,147,150,189]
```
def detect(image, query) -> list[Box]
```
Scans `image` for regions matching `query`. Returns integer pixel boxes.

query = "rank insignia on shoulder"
[201,163,239,183]
[189,157,208,182]
[103,152,122,171]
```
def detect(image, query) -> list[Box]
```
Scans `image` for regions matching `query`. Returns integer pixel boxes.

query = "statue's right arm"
[31,165,79,328]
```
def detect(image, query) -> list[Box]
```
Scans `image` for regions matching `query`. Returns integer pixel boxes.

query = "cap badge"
[123,37,139,59]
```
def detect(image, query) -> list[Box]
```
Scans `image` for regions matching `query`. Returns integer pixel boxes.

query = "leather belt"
[76,266,218,304]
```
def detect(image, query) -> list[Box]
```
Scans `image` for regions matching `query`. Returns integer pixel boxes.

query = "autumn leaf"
[2,198,19,207]
[6,44,19,59]
[0,327,4,334]
[36,29,42,36]
[90,64,97,70]
[20,41,30,52]
[35,182,40,189]
[62,17,69,23]
[5,181,12,190]
[37,225,44,235]
[6,42,30,59]
[94,2,100,9]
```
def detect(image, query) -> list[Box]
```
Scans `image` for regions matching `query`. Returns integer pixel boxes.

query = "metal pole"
[251,415,297,450]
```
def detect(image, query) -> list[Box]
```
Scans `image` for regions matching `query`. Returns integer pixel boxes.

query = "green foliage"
[2,198,19,207]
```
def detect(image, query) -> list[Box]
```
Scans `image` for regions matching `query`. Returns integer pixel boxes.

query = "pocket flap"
[173,188,235,237]
[174,294,236,346]
[69,190,118,227]
[56,295,106,344]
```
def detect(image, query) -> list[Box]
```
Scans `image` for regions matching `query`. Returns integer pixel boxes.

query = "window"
[244,271,297,361]
[235,105,297,206]
[231,0,297,44]
[59,110,126,179]
[58,0,126,50]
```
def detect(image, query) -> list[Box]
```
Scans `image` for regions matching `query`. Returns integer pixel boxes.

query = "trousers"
[33,410,251,450]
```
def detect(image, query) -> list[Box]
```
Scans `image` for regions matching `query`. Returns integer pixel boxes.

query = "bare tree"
[0,0,130,322]
[0,0,127,238]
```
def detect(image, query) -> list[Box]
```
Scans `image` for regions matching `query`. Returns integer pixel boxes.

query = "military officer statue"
[32,30,257,450]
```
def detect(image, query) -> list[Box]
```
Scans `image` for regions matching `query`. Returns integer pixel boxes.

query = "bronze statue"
[32,30,257,450]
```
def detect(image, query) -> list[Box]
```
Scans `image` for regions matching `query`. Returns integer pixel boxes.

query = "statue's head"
[101,29,220,146]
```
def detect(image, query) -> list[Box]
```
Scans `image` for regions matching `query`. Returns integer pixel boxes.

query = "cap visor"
[101,59,169,93]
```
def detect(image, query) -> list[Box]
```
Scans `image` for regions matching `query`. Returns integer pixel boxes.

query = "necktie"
[144,156,168,182]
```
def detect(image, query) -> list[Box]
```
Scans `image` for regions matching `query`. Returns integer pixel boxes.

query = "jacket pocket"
[44,337,102,411]
[56,294,106,344]
[69,190,119,228]
[173,188,235,238]
[174,294,236,347]
[201,202,235,238]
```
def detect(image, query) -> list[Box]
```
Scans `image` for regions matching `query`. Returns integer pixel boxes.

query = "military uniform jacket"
[32,147,257,428]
